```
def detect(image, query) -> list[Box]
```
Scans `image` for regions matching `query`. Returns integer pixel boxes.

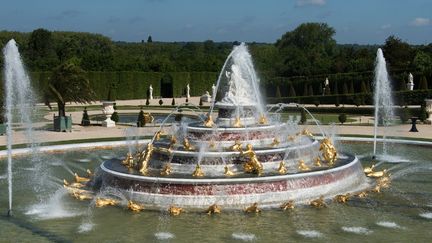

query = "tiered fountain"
[88,43,370,211]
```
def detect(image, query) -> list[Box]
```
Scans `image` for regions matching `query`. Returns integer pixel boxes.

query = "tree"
[137,109,145,127]
[289,83,297,97]
[382,35,414,70]
[81,107,90,126]
[275,86,282,98]
[413,50,432,76]
[147,35,153,43]
[418,103,428,122]
[338,112,347,124]
[171,98,176,106]
[27,28,59,70]
[45,62,95,117]
[419,76,428,90]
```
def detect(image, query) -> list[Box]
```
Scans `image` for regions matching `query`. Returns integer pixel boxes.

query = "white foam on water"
[297,230,323,238]
[78,222,95,233]
[101,155,112,160]
[342,226,373,235]
[376,154,411,163]
[419,212,432,219]
[376,221,403,229]
[231,232,256,242]
[154,232,175,240]
[75,158,91,163]
[25,188,82,220]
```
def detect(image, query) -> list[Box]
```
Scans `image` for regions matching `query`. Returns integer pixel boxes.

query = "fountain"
[372,48,395,157]
[2,39,39,216]
[87,43,371,210]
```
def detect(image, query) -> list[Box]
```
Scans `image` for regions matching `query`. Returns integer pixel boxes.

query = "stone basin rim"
[100,154,358,185]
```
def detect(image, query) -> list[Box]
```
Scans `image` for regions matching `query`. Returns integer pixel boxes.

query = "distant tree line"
[0,22,431,105]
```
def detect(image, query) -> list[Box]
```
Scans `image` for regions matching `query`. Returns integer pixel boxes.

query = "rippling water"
[0,142,431,242]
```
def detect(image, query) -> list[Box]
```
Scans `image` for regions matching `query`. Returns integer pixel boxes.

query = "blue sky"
[0,0,431,44]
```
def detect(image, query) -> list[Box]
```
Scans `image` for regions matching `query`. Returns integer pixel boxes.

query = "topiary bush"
[399,107,411,124]
[159,99,163,106]
[171,98,176,106]
[111,111,119,123]
[146,98,150,106]
[338,113,347,124]
[418,103,428,122]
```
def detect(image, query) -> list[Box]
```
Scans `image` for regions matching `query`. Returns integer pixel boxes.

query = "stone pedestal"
[102,101,116,127]
[426,99,432,123]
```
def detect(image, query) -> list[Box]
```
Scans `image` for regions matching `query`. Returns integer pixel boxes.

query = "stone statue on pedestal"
[212,84,216,100]
[407,73,414,91]
[186,84,190,99]
[149,85,153,100]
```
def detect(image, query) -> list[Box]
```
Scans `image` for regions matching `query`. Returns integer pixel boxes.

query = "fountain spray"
[373,48,394,158]
[3,39,38,216]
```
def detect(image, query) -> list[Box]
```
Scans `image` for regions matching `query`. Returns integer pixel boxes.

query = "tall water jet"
[3,39,38,216]
[209,43,265,119]
[373,48,395,157]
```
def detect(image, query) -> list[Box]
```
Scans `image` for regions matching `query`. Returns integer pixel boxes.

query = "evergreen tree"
[419,76,428,90]
[137,109,145,127]
[289,83,297,97]
[81,107,90,126]
[275,86,282,98]
[159,99,163,106]
[300,109,307,124]
[171,98,176,106]
[147,35,153,43]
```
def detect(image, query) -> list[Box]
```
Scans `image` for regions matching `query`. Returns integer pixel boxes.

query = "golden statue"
[310,196,326,208]
[63,179,85,189]
[204,115,214,127]
[233,117,243,128]
[301,129,314,137]
[128,200,144,212]
[363,164,375,174]
[280,200,295,211]
[356,191,368,198]
[95,197,118,207]
[224,165,235,176]
[334,194,350,204]
[258,114,267,125]
[376,175,391,188]
[122,153,135,168]
[206,204,221,215]
[319,138,338,165]
[230,140,243,152]
[74,172,90,183]
[298,160,310,171]
[154,130,163,141]
[241,144,263,175]
[86,169,94,177]
[192,164,205,177]
[168,205,183,216]
[183,138,195,151]
[372,185,381,193]
[244,202,260,213]
[314,157,322,167]
[72,191,93,201]
[160,163,172,176]
[366,169,387,178]
[138,143,154,174]
[270,138,280,147]
[277,161,287,174]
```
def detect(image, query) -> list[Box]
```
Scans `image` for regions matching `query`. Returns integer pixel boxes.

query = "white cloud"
[411,17,430,26]
[296,0,326,7]
[380,24,391,30]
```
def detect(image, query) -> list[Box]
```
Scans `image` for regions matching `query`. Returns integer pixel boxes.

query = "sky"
[0,0,431,45]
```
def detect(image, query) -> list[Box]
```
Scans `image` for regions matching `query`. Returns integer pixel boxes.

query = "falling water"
[373,48,394,157]
[3,39,38,215]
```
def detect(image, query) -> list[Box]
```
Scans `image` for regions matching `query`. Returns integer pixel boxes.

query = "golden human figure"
[363,164,375,174]
[241,144,263,175]
[154,130,163,141]
[334,194,350,204]
[270,137,280,147]
[298,160,310,171]
[310,196,326,208]
[169,135,177,149]
[138,143,153,174]
[121,153,134,168]
[74,172,90,183]
[319,138,337,165]
[301,129,314,137]
[314,157,322,167]
[366,169,387,178]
